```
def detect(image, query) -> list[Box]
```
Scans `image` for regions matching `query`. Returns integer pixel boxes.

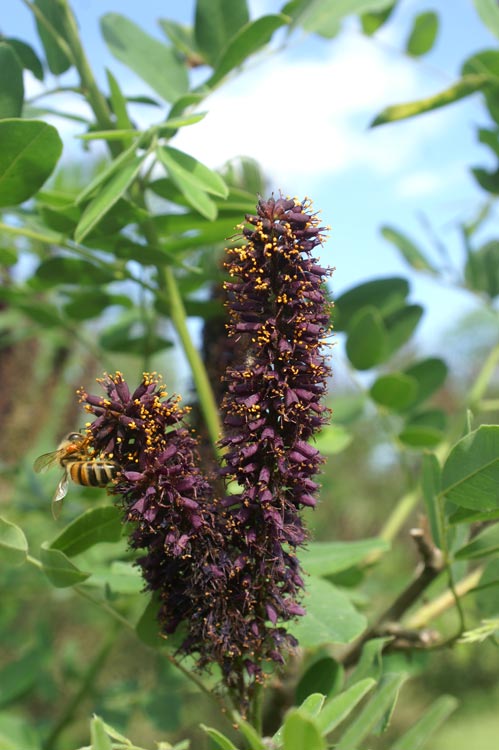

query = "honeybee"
[33,432,119,519]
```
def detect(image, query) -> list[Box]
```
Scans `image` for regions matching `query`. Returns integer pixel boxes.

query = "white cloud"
[171,30,451,188]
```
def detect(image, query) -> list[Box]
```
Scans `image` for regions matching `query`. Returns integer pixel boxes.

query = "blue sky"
[6,0,498,347]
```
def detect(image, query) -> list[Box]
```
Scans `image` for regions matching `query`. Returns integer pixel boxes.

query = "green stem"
[57,0,115,134]
[161,265,223,451]
[42,622,120,750]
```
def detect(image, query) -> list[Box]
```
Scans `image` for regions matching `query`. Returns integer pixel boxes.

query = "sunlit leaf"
[40,544,90,587]
[200,725,239,750]
[345,307,386,370]
[90,716,112,750]
[289,577,366,646]
[314,424,353,454]
[49,507,122,557]
[101,14,188,103]
[206,15,289,88]
[34,0,72,74]
[402,357,448,409]
[381,226,436,272]
[473,0,499,40]
[296,657,343,705]
[282,710,325,750]
[0,119,62,207]
[195,0,249,65]
[442,425,499,511]
[421,453,443,548]
[286,0,394,38]
[157,146,228,197]
[301,539,389,576]
[106,68,133,131]
[0,43,24,119]
[370,373,419,411]
[334,277,409,331]
[455,523,499,560]
[406,12,438,57]
[74,156,144,243]
[317,678,376,735]
[3,37,44,80]
[371,75,490,127]
[336,673,407,750]
[389,695,458,750]
[0,517,28,567]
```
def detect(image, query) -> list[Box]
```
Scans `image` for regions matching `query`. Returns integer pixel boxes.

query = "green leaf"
[347,637,393,684]
[282,710,325,750]
[314,424,353,454]
[448,506,499,525]
[233,714,266,750]
[361,4,395,35]
[384,305,423,356]
[0,708,43,748]
[389,695,458,750]
[157,145,228,197]
[399,411,446,449]
[3,38,44,80]
[455,523,499,560]
[473,0,499,40]
[345,307,386,370]
[332,394,366,424]
[472,165,499,194]
[317,679,376,736]
[90,716,113,750]
[135,595,162,648]
[195,0,249,65]
[288,0,394,39]
[74,156,144,243]
[298,693,326,717]
[289,577,366,647]
[381,226,436,272]
[465,241,499,297]
[85,561,143,594]
[422,453,443,548]
[475,559,499,615]
[200,726,239,750]
[0,647,44,708]
[206,15,289,88]
[402,357,448,409]
[406,12,438,57]
[64,290,132,320]
[35,257,116,287]
[301,539,389,576]
[99,315,173,356]
[101,14,188,103]
[370,373,419,411]
[33,0,72,74]
[0,119,62,207]
[0,43,24,119]
[371,75,490,127]
[159,19,198,60]
[0,517,28,566]
[40,543,90,587]
[49,506,122,557]
[296,657,343,705]
[75,138,143,205]
[334,277,409,331]
[441,425,499,511]
[336,673,407,750]
[106,68,133,131]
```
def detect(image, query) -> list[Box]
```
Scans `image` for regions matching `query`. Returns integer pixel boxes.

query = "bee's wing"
[33,450,63,474]
[51,471,69,520]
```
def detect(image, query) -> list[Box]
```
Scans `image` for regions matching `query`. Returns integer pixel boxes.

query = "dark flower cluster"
[77,196,332,708]
[218,196,333,671]
[78,372,223,636]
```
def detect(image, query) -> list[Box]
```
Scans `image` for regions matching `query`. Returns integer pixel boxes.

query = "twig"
[341,526,445,667]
